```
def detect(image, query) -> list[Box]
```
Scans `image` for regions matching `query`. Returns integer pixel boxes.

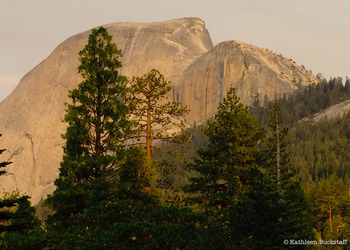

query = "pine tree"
[127,69,188,195]
[128,69,188,162]
[265,99,314,243]
[185,87,264,213]
[309,175,350,240]
[0,194,46,249]
[117,146,159,200]
[46,27,132,219]
[0,194,40,233]
[265,98,290,189]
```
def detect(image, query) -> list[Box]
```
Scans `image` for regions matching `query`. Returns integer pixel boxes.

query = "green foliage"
[289,114,350,184]
[129,69,188,132]
[182,90,315,248]
[3,196,39,232]
[44,143,209,249]
[0,137,41,247]
[263,99,314,244]
[117,146,160,201]
[185,87,264,212]
[127,69,189,204]
[153,125,209,206]
[45,197,212,249]
[128,69,188,158]
[69,26,131,157]
[1,227,46,250]
[279,181,315,243]
[249,79,350,246]
[263,99,292,186]
[0,193,44,249]
[0,195,29,233]
[309,175,350,240]
[45,26,132,219]
[223,176,283,248]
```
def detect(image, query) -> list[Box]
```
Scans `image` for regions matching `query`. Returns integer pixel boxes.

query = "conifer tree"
[185,87,264,213]
[117,146,159,200]
[128,69,188,162]
[266,98,290,189]
[46,27,132,219]
[265,99,314,243]
[309,175,350,240]
[127,69,188,195]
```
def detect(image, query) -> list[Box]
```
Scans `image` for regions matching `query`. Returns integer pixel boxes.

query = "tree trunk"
[146,104,152,162]
[95,94,102,159]
[144,104,152,194]
[329,204,333,233]
[275,112,281,188]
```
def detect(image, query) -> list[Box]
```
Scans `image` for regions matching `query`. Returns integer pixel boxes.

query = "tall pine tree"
[264,99,314,244]
[46,27,132,220]
[265,98,290,189]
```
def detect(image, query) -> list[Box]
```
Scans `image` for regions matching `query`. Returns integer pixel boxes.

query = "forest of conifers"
[1,27,350,249]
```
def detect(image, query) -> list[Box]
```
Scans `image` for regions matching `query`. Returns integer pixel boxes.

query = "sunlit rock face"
[309,99,350,122]
[0,18,316,204]
[177,41,317,124]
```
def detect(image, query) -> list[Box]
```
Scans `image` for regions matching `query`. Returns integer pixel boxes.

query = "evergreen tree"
[117,146,159,201]
[264,99,314,244]
[128,69,188,162]
[265,98,290,189]
[309,175,350,240]
[46,27,132,220]
[45,145,209,249]
[185,87,264,213]
[127,69,188,196]
[1,196,46,250]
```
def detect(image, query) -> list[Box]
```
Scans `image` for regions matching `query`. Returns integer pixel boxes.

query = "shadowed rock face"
[0,18,316,204]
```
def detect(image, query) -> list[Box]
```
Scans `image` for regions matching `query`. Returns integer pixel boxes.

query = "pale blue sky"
[1,0,350,101]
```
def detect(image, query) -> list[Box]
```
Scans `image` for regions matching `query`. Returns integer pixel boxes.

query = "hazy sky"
[1,0,350,101]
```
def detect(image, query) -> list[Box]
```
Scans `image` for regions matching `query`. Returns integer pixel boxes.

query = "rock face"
[178,41,317,124]
[0,18,317,204]
[310,100,350,122]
